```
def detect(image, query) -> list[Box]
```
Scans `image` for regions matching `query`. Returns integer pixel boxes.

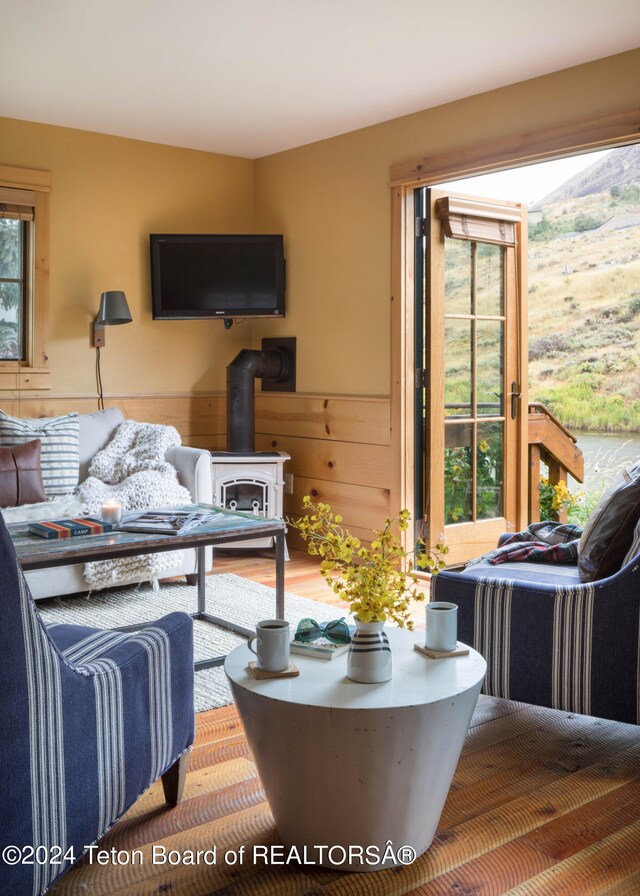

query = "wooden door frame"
[425,189,527,563]
[390,108,640,548]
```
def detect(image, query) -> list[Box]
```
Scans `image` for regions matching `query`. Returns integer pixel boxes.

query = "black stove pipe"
[226,348,289,453]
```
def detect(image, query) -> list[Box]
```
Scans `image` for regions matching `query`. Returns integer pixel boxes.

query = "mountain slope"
[527,150,640,432]
[531,143,640,208]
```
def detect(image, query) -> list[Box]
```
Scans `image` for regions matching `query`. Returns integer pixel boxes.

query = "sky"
[439,148,612,206]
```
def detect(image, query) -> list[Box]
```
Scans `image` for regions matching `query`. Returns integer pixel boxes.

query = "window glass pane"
[475,242,503,316]
[476,421,504,520]
[444,238,472,314]
[0,282,20,359]
[0,218,20,279]
[477,319,504,416]
[444,421,473,524]
[444,317,472,417]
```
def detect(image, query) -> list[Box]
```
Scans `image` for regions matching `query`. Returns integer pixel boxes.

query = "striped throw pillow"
[0,411,80,498]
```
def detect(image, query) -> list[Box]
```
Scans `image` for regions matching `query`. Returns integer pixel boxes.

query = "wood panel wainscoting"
[0,391,393,547]
[254,392,391,548]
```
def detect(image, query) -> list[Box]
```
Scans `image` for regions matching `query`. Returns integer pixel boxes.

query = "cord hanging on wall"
[91,291,132,410]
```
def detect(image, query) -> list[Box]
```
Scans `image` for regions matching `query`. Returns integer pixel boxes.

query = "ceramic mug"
[425,602,458,652]
[248,619,290,672]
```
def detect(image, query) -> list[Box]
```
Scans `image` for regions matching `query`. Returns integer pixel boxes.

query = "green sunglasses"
[295,617,351,644]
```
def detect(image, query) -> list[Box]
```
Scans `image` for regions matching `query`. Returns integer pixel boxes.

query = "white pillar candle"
[101,501,122,525]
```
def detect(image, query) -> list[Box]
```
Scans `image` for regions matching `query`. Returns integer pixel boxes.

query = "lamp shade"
[96,291,132,325]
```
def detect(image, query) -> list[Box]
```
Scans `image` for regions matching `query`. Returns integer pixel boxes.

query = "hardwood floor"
[213,546,334,601]
[49,550,640,896]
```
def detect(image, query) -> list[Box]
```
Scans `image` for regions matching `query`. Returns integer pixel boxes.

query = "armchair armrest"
[165,446,212,503]
[432,557,640,724]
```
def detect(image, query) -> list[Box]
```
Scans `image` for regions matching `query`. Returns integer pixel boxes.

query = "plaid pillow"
[0,411,80,498]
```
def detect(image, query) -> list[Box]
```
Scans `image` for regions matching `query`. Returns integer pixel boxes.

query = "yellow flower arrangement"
[539,476,582,519]
[288,497,448,629]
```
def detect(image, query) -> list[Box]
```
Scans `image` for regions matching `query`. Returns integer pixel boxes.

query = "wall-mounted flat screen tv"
[150,234,285,320]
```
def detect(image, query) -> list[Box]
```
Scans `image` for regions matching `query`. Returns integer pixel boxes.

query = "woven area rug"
[38,574,338,713]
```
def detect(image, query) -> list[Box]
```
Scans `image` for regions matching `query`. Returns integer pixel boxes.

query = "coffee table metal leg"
[275,531,285,618]
[192,537,287,671]
[197,545,206,614]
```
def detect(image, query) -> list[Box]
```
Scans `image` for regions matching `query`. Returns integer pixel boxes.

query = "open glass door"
[415,188,528,566]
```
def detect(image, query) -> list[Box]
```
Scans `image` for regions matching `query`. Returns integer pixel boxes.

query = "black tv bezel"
[150,233,286,321]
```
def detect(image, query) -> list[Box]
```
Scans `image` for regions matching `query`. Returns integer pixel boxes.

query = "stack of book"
[289,624,355,660]
[289,637,351,660]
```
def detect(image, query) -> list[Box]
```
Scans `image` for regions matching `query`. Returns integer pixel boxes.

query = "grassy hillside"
[527,187,640,432]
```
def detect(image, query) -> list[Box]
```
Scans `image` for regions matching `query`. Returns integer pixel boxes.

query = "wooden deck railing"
[528,402,584,523]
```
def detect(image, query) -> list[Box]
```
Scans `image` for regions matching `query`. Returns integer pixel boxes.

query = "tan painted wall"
[253,49,640,395]
[1,50,638,408]
[0,117,254,397]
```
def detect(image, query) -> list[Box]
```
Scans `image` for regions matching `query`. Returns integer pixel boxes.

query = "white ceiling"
[1,1,639,159]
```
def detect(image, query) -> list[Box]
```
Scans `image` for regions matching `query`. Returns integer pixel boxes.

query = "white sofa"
[2,408,213,601]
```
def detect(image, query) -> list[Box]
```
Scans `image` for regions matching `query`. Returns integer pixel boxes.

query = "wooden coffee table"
[11,503,287,670]
[225,628,486,870]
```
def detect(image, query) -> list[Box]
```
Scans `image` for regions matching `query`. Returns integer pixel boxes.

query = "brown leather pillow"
[0,440,46,507]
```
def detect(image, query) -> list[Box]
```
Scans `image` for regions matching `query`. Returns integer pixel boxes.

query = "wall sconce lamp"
[91,290,133,347]
[92,291,133,409]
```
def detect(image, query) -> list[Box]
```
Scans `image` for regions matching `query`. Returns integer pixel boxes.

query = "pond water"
[571,430,640,487]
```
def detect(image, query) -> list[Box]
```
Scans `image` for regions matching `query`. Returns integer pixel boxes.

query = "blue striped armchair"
[431,549,640,725]
[0,517,195,895]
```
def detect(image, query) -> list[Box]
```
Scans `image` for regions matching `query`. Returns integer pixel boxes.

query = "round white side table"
[224,628,486,871]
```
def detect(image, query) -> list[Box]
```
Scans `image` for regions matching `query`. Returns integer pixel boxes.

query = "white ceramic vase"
[346,618,392,683]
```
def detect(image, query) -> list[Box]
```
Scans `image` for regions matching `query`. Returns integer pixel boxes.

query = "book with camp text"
[28,518,113,539]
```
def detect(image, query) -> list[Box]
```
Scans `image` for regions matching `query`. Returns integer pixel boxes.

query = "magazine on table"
[119,509,226,535]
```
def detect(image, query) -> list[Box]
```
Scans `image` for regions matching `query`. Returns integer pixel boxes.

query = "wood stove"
[210,450,290,551]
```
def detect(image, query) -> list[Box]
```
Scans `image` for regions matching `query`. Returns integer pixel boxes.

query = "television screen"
[150,234,285,320]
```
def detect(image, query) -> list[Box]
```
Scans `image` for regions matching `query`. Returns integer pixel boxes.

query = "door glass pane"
[476,319,503,415]
[444,238,472,314]
[444,317,472,417]
[476,242,503,316]
[476,421,504,520]
[444,421,473,524]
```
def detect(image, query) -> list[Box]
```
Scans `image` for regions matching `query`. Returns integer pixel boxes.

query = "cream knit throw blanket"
[76,421,192,589]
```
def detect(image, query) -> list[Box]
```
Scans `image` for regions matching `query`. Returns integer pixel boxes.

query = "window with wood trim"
[0,166,51,389]
[0,192,32,360]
